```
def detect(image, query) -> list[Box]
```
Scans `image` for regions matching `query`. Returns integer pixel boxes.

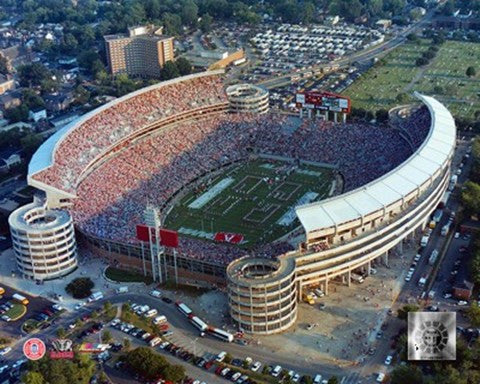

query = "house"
[375,19,392,31]
[29,107,47,122]
[0,74,14,95]
[0,91,21,110]
[44,92,74,112]
[453,279,474,300]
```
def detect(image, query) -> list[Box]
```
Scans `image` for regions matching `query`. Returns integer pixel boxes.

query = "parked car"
[251,361,261,372]
[384,355,393,365]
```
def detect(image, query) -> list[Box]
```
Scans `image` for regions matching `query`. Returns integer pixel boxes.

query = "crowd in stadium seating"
[33,75,227,192]
[70,103,430,265]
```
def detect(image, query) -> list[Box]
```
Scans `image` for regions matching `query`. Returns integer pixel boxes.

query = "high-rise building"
[104,25,174,78]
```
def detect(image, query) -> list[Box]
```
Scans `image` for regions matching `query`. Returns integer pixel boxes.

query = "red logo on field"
[23,338,46,360]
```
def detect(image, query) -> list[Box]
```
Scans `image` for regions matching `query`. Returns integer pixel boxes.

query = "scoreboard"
[296,91,351,113]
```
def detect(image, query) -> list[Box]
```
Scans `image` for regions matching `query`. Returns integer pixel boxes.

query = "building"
[9,198,78,280]
[44,92,74,112]
[0,91,21,110]
[29,107,47,122]
[0,74,14,95]
[18,73,455,332]
[104,25,174,78]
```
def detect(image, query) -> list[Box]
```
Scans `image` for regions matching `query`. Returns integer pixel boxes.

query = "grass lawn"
[165,158,334,247]
[344,39,480,120]
[4,303,26,321]
[105,267,153,285]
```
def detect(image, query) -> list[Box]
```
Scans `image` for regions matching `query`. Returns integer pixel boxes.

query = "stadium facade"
[12,71,456,334]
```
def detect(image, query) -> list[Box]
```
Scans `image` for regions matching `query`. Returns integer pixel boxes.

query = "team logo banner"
[408,312,456,361]
[214,232,244,244]
[50,338,74,359]
[23,338,46,361]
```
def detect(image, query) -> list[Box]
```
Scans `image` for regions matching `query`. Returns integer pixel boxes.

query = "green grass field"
[344,39,480,120]
[165,159,335,247]
[5,303,26,321]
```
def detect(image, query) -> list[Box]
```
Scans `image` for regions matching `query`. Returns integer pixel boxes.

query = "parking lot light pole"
[192,337,198,357]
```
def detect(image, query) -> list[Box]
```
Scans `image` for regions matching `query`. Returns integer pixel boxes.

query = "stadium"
[13,70,455,334]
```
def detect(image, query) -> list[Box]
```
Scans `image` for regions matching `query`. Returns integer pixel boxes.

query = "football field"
[164,159,335,247]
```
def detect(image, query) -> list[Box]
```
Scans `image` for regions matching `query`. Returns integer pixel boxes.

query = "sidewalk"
[0,248,149,311]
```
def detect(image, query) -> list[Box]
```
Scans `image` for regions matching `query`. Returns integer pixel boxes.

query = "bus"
[209,327,234,343]
[12,293,29,305]
[190,316,208,332]
[175,302,192,317]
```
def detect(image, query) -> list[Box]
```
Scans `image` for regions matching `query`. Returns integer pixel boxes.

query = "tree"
[65,277,94,299]
[397,304,419,320]
[328,377,339,384]
[461,181,480,216]
[301,375,313,384]
[416,57,429,66]
[20,134,43,157]
[162,364,185,382]
[4,105,29,123]
[199,14,213,33]
[103,301,113,312]
[22,371,45,384]
[74,85,90,105]
[223,353,233,364]
[102,330,113,343]
[0,56,8,75]
[467,301,480,327]
[127,347,168,380]
[56,327,66,338]
[18,63,51,87]
[466,66,476,78]
[396,93,409,103]
[123,338,131,350]
[160,61,180,81]
[181,0,199,27]
[176,57,192,76]
[390,365,424,384]
[376,109,389,122]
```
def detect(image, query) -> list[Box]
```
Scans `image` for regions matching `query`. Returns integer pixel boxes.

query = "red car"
[215,366,223,375]
[204,361,213,370]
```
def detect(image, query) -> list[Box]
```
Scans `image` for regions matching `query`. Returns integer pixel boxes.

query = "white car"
[68,323,77,329]
[457,300,468,306]
[74,302,85,310]
[414,254,421,262]
[0,365,8,374]
[110,318,120,327]
[454,232,460,239]
[1,315,10,322]
[293,373,301,382]
[251,361,261,372]
[384,355,393,365]
[443,293,452,299]
[0,347,11,356]
[12,359,26,369]
[376,372,386,382]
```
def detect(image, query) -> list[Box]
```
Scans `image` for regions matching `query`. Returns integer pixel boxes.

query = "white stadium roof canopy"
[295,92,456,234]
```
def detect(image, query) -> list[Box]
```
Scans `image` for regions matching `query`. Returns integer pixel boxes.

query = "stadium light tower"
[143,205,166,283]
